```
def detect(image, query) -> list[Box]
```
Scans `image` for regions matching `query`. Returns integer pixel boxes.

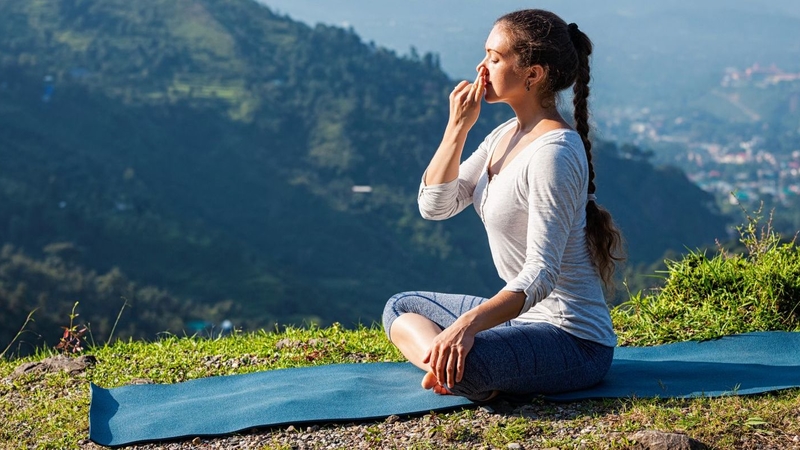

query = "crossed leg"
[382,291,614,401]
[383,292,503,399]
[389,312,488,396]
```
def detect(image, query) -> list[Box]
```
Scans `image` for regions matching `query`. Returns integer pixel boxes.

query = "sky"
[259,0,800,83]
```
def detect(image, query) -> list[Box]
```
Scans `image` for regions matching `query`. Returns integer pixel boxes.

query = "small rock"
[479,405,495,414]
[385,414,400,424]
[276,338,300,350]
[629,430,708,450]
[306,424,320,432]
[507,443,523,450]
[286,425,296,432]
[192,437,201,445]
[9,354,97,380]
[128,378,154,385]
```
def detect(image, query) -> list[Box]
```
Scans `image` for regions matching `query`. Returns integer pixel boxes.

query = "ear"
[527,65,546,85]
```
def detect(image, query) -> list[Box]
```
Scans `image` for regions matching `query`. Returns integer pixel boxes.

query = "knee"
[381,291,421,339]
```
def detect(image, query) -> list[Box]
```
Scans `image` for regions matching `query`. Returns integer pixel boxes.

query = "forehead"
[484,24,511,52]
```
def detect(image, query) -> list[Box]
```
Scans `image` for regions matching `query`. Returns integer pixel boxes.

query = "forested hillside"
[0,0,727,352]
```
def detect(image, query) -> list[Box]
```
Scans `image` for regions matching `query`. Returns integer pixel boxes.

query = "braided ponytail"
[568,23,625,290]
[497,11,625,290]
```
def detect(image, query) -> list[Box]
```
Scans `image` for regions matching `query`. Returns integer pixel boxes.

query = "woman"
[382,9,624,401]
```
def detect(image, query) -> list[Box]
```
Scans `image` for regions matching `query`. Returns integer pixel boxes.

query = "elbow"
[419,210,445,221]
[418,204,450,221]
[519,269,559,312]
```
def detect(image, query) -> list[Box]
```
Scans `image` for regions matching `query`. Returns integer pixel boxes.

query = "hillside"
[0,0,727,349]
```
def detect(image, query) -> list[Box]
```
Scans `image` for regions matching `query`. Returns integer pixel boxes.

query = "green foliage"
[613,211,800,346]
[0,244,238,356]
[0,0,504,340]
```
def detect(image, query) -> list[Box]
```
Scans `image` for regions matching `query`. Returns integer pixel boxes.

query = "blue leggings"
[383,291,614,401]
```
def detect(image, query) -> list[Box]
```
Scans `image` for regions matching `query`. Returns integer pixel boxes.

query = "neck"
[508,98,567,134]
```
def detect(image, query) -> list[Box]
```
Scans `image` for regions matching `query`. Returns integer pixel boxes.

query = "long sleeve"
[417,121,512,221]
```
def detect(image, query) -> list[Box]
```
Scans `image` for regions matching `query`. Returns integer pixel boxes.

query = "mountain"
[0,0,727,350]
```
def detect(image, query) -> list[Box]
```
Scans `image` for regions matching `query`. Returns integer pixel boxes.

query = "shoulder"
[527,129,587,170]
[535,129,584,154]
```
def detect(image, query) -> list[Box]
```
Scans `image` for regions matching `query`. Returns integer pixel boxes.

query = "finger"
[435,347,447,384]
[456,351,465,383]
[428,347,441,380]
[422,348,431,364]
[472,78,484,103]
[468,77,484,102]
[446,350,457,388]
[450,85,470,110]
[450,80,470,97]
[428,346,438,373]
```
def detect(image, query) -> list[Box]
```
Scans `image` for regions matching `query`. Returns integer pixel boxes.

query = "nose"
[475,57,487,74]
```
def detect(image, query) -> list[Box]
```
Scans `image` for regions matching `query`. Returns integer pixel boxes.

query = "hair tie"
[587,193,596,202]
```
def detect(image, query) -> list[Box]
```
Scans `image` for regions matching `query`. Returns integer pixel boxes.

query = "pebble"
[479,405,495,414]
[507,443,522,449]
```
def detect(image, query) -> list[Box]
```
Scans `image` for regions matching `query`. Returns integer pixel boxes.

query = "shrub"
[612,209,800,346]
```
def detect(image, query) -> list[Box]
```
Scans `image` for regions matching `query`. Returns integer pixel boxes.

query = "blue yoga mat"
[90,361,472,446]
[90,331,800,446]
[547,331,800,401]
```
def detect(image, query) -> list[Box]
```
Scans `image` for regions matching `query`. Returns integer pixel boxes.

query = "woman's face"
[476,24,527,104]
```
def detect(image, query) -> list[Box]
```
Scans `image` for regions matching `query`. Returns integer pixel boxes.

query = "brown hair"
[496,9,625,289]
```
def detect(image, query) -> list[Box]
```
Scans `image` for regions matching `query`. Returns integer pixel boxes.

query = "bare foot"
[421,372,501,401]
[421,371,439,389]
[421,371,452,395]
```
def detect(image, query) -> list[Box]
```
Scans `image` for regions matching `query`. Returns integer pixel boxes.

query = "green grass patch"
[613,210,800,346]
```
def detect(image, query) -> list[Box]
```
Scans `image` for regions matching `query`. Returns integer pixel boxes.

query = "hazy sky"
[260,1,800,79]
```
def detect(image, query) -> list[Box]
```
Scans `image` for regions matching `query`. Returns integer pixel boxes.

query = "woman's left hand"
[423,320,475,389]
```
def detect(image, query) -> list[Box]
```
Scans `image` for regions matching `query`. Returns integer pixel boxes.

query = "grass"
[612,208,800,345]
[2,212,800,448]
[0,324,403,448]
[2,325,799,449]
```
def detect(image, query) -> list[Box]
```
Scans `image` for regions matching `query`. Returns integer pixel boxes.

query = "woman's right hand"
[448,67,485,130]
[422,68,486,186]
